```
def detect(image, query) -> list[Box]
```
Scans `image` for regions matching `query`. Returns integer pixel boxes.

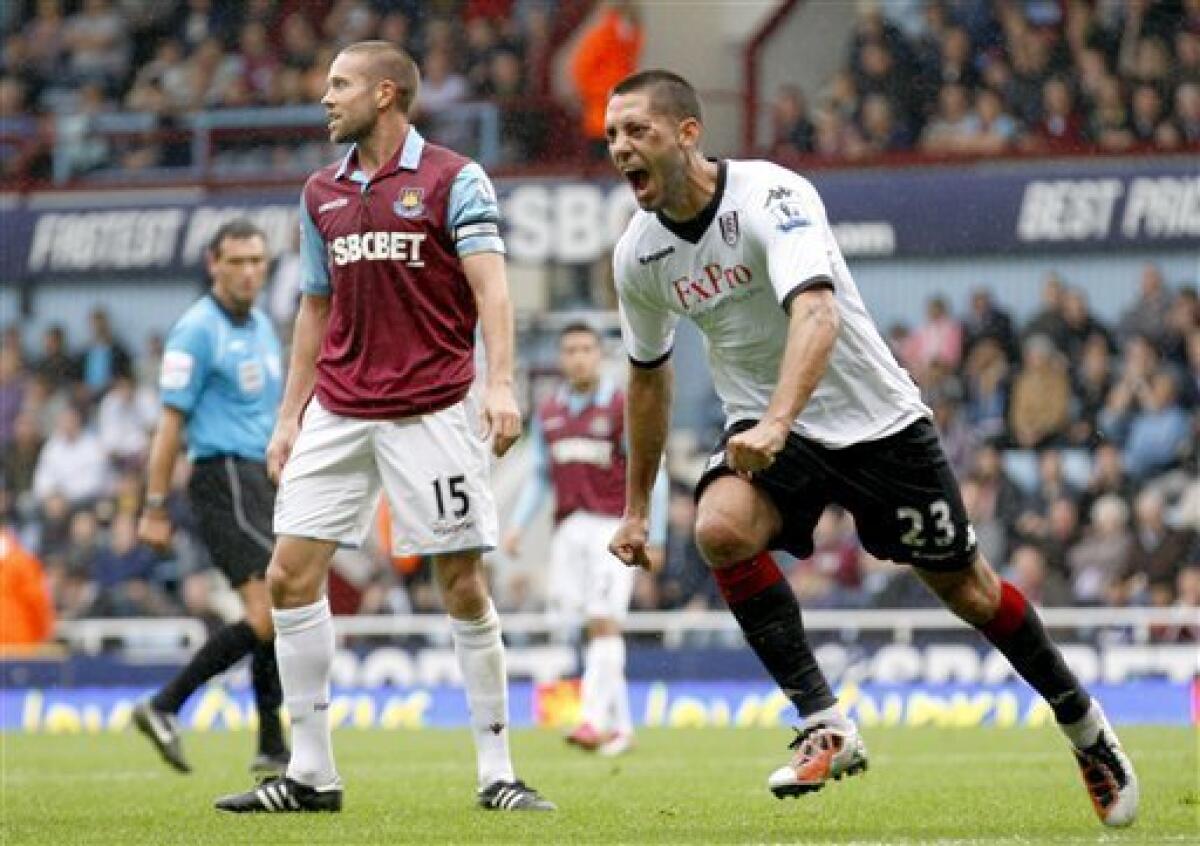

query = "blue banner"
[2,156,1195,281]
[2,680,1191,733]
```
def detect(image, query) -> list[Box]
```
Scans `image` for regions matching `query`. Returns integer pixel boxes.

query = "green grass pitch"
[3,726,1196,844]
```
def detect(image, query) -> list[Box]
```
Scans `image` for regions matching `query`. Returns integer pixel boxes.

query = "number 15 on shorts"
[432,475,470,519]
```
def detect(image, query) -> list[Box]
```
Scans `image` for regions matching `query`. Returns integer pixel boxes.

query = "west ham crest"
[394,187,425,219]
[719,211,740,246]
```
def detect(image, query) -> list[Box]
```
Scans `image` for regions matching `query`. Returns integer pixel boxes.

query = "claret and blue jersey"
[159,295,282,462]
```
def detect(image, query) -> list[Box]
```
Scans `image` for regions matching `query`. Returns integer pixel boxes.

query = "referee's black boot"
[132,702,191,773]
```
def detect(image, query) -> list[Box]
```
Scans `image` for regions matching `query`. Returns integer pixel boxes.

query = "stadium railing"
[56,606,1199,655]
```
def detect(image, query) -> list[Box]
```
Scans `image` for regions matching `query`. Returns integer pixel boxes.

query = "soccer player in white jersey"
[604,70,1138,827]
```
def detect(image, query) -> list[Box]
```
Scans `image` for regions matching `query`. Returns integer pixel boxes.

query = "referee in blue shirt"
[133,219,288,777]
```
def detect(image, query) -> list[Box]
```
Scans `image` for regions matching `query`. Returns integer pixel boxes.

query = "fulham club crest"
[394,187,425,219]
[719,211,740,246]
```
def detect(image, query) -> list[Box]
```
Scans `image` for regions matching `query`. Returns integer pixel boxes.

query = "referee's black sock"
[251,639,287,756]
[153,620,258,714]
[978,580,1091,724]
[715,552,838,718]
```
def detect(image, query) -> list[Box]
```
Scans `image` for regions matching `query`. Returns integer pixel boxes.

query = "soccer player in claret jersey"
[503,322,667,756]
[213,42,554,814]
[604,70,1139,827]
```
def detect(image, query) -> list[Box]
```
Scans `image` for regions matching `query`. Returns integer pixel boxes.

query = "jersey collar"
[207,292,252,327]
[556,376,616,410]
[655,159,726,244]
[335,126,426,183]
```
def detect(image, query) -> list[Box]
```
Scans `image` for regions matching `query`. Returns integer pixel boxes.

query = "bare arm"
[462,251,521,457]
[137,406,185,548]
[266,293,329,481]
[609,361,672,571]
[727,287,841,472]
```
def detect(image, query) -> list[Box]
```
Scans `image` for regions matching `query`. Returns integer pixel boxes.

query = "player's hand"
[726,420,788,476]
[266,419,300,484]
[137,510,173,551]
[501,527,521,557]
[609,514,657,572]
[482,382,521,458]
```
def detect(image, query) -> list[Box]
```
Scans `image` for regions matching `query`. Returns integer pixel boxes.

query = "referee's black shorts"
[696,417,977,572]
[188,456,275,588]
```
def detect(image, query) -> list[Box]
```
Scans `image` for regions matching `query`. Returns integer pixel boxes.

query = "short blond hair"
[342,40,420,115]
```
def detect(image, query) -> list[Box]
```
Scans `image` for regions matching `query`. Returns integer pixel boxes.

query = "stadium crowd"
[768,0,1200,159]
[1,267,1197,640]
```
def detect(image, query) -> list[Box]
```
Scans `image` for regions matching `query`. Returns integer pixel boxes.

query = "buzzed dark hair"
[560,321,601,342]
[612,70,702,123]
[342,40,421,115]
[209,218,266,258]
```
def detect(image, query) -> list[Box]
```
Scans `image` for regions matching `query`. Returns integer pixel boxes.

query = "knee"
[694,512,759,568]
[440,566,489,619]
[929,560,1001,627]
[265,556,317,609]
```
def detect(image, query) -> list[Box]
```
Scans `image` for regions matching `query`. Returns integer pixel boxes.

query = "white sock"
[603,635,633,736]
[806,703,849,728]
[1061,700,1103,749]
[580,638,608,731]
[450,601,515,788]
[273,598,339,789]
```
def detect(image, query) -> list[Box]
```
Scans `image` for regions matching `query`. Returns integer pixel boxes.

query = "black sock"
[251,639,287,756]
[153,620,258,714]
[715,553,837,719]
[980,581,1091,724]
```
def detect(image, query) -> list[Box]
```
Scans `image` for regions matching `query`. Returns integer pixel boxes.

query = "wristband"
[145,493,168,510]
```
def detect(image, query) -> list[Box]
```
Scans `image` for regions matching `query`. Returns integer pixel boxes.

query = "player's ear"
[376,78,395,111]
[677,117,701,151]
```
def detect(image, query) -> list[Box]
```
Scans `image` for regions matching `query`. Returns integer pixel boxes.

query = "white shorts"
[274,397,498,556]
[547,512,635,624]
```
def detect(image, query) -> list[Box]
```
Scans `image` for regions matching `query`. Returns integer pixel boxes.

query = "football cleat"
[477,779,557,811]
[214,776,343,814]
[565,723,603,752]
[132,702,191,773]
[597,731,634,758]
[1073,708,1139,827]
[768,719,868,798]
[249,750,291,778]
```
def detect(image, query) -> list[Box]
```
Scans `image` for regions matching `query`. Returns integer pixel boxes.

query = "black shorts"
[188,456,275,588]
[696,418,977,572]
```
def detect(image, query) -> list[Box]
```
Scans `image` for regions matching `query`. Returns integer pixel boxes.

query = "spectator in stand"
[1122,371,1193,481]
[1185,328,1200,411]
[78,308,132,400]
[1061,286,1115,361]
[0,524,55,650]
[1070,333,1115,445]
[1099,333,1160,444]
[935,24,981,92]
[86,512,176,618]
[907,295,964,376]
[32,406,110,509]
[960,86,1019,154]
[1025,76,1088,152]
[1040,496,1083,581]
[1024,273,1069,351]
[962,336,1010,441]
[0,337,26,445]
[1008,24,1055,126]
[279,12,318,70]
[1088,74,1134,150]
[933,393,978,479]
[855,39,922,134]
[95,374,157,472]
[1076,443,1133,528]
[1129,82,1169,145]
[418,47,469,116]
[1126,488,1197,602]
[788,507,862,608]
[920,82,979,153]
[23,0,68,91]
[768,85,815,156]
[463,15,500,96]
[63,0,129,92]
[857,93,913,154]
[963,288,1018,362]
[1025,449,1080,524]
[1009,334,1071,449]
[813,106,866,159]
[1162,287,1199,376]
[2,414,45,508]
[571,1,643,160]
[972,441,1026,539]
[1006,543,1073,607]
[656,486,719,611]
[237,21,280,105]
[959,476,1006,567]
[1068,494,1134,605]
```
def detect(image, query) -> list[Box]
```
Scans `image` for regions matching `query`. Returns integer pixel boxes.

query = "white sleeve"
[614,238,678,366]
[745,174,836,310]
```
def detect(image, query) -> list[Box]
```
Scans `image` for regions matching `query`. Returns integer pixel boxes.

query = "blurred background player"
[503,321,666,756]
[605,71,1138,828]
[133,219,288,778]
[214,41,553,814]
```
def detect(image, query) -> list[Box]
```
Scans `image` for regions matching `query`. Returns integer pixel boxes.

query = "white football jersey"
[614,159,930,449]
